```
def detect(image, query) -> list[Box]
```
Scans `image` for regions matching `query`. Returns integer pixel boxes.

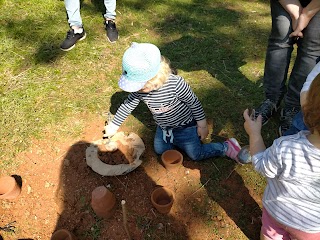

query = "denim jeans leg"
[172,126,226,161]
[263,0,293,104]
[283,110,308,136]
[64,0,82,27]
[285,11,320,108]
[153,126,174,155]
[103,0,116,20]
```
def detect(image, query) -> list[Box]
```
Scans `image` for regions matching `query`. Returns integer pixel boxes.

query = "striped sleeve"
[252,141,282,179]
[176,77,206,121]
[111,92,141,126]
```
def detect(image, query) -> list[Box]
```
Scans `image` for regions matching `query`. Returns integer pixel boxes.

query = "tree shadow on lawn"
[184,159,262,240]
[53,140,189,240]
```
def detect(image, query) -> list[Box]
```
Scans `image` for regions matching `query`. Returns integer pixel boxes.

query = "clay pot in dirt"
[91,186,116,218]
[151,186,174,214]
[0,176,21,200]
[161,150,183,171]
[51,229,77,240]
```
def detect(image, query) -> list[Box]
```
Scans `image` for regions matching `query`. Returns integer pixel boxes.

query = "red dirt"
[0,118,262,240]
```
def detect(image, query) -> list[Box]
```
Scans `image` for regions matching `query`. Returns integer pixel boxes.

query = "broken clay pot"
[91,186,116,218]
[0,176,21,200]
[51,229,77,240]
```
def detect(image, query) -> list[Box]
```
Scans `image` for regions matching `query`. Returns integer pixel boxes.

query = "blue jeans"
[64,0,116,27]
[283,110,308,136]
[153,125,227,161]
[263,0,320,108]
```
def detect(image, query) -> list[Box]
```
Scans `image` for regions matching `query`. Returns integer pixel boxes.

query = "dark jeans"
[283,111,308,136]
[263,0,320,108]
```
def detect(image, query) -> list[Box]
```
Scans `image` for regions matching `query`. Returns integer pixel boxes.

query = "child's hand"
[104,122,120,138]
[197,119,209,141]
[243,109,262,137]
[197,126,209,141]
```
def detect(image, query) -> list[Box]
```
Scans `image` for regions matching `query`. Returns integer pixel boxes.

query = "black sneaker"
[105,20,119,43]
[60,28,86,51]
[279,107,300,136]
[254,99,279,125]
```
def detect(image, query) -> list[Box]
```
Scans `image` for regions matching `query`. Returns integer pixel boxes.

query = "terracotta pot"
[0,176,21,200]
[51,229,77,240]
[161,150,183,171]
[151,186,174,214]
[91,186,116,218]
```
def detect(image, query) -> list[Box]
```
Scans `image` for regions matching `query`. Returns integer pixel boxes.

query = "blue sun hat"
[118,42,161,92]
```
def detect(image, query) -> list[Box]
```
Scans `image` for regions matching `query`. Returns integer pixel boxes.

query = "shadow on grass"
[1,0,112,65]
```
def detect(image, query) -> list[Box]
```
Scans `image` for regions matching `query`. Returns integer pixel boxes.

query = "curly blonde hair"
[303,73,320,134]
[141,56,174,92]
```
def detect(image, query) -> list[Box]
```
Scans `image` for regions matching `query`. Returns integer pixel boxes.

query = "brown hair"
[303,73,320,134]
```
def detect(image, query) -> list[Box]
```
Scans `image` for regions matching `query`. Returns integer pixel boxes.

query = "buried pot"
[151,186,174,214]
[161,149,183,171]
[0,176,21,200]
[91,186,116,218]
[51,229,77,240]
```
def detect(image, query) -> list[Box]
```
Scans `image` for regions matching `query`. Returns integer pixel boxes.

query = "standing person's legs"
[280,10,320,135]
[104,0,118,42]
[103,0,116,21]
[283,110,308,136]
[64,0,82,27]
[254,0,294,125]
[264,0,293,105]
[61,0,86,51]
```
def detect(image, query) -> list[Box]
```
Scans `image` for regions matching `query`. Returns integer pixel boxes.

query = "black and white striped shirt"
[253,131,320,233]
[112,74,206,130]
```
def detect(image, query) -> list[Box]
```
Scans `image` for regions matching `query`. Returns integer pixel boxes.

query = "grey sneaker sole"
[107,34,119,43]
[60,33,87,52]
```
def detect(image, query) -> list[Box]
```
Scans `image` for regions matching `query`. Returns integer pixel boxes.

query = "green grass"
[0,0,278,171]
[0,0,286,238]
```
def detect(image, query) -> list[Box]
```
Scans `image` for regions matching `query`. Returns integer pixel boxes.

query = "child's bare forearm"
[249,134,266,156]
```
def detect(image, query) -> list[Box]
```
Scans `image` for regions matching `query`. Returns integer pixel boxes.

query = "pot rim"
[150,186,174,207]
[0,176,19,198]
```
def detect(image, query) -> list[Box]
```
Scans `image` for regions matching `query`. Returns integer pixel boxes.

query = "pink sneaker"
[225,138,241,163]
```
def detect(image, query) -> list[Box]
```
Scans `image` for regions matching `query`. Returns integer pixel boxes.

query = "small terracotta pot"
[51,229,77,240]
[0,176,21,200]
[151,186,174,214]
[161,150,183,171]
[91,186,116,218]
